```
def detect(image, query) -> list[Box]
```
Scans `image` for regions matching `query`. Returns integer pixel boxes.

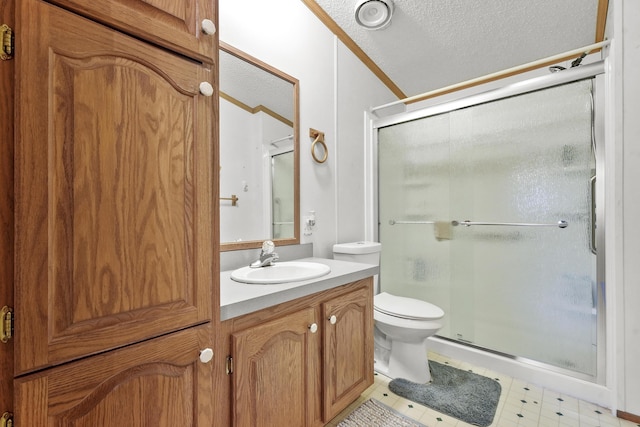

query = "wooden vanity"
[215,259,376,426]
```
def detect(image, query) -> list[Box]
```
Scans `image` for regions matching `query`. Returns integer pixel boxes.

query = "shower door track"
[373,61,605,129]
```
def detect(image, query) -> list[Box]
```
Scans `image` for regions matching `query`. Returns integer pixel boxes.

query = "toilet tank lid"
[333,241,381,254]
[374,292,444,320]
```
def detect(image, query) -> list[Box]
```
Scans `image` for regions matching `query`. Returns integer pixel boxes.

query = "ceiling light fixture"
[354,0,394,30]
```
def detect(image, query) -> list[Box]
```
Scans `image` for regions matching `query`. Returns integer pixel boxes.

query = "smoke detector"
[354,0,394,30]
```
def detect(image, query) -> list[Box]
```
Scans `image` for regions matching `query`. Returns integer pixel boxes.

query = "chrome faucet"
[250,240,279,268]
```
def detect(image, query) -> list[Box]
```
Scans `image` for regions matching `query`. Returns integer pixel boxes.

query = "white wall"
[335,43,398,244]
[219,0,395,258]
[611,0,640,416]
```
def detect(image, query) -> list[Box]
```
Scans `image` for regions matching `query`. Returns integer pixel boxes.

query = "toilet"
[332,241,445,383]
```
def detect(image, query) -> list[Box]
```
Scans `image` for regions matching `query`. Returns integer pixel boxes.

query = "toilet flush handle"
[328,315,337,325]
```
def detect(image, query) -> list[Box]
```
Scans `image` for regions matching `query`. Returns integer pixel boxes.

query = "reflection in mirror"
[219,42,299,251]
[271,150,294,238]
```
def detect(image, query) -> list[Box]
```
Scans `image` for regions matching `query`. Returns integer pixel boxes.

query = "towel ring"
[311,137,328,163]
[309,128,328,163]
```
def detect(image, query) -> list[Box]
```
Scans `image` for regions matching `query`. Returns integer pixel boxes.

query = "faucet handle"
[261,240,275,255]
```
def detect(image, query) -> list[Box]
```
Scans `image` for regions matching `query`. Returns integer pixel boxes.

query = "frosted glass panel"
[378,80,597,376]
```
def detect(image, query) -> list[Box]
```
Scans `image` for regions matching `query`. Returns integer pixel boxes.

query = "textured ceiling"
[312,0,602,98]
[219,49,295,123]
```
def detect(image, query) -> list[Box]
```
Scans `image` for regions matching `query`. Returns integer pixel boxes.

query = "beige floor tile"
[539,415,562,426]
[493,419,520,427]
[327,353,628,427]
[418,408,459,426]
[557,417,582,427]
[391,398,428,419]
[619,417,640,427]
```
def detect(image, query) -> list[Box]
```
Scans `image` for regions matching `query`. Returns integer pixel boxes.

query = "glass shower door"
[378,79,598,377]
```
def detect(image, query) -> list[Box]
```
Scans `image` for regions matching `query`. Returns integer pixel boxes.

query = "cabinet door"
[232,308,321,427]
[14,0,215,375]
[46,0,216,63]
[14,325,214,426]
[323,283,374,421]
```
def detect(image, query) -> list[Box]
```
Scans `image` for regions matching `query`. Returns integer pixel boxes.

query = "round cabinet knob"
[328,315,337,325]
[308,323,318,334]
[199,348,214,364]
[199,82,214,97]
[201,19,216,35]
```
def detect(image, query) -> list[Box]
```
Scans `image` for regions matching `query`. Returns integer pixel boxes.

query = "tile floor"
[326,352,640,427]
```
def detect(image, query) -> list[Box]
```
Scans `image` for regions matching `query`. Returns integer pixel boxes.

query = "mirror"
[219,42,300,251]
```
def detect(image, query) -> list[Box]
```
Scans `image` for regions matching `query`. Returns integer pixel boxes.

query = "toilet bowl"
[332,242,445,384]
[374,292,444,383]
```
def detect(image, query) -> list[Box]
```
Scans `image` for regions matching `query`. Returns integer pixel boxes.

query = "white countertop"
[220,257,378,321]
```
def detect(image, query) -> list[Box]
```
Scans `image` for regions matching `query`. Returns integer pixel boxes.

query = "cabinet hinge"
[1,24,13,61]
[226,355,233,375]
[1,306,13,343]
[1,412,13,427]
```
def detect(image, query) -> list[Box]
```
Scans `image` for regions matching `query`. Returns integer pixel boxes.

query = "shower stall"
[372,62,606,387]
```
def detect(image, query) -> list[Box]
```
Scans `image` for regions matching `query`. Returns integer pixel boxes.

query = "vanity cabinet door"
[14,325,214,426]
[45,0,216,63]
[323,281,374,421]
[231,307,321,427]
[15,0,214,375]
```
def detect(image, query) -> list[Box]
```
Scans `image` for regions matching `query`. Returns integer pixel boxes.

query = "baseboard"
[617,410,640,423]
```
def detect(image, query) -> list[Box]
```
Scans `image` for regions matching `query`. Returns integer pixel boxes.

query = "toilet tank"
[332,241,381,265]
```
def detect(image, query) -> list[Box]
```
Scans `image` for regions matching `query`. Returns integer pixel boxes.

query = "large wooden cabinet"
[2,0,218,423]
[219,278,374,427]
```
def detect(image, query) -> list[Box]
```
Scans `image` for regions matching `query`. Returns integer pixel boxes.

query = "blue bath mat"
[389,361,501,427]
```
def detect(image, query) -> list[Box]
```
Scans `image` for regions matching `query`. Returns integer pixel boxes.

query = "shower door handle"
[451,220,568,228]
[590,176,597,255]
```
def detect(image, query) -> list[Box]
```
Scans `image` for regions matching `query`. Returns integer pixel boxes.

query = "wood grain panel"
[0,0,15,414]
[45,0,216,63]
[15,325,213,426]
[51,54,193,326]
[217,279,373,426]
[232,308,319,427]
[323,285,374,421]
[15,0,214,374]
[144,0,188,21]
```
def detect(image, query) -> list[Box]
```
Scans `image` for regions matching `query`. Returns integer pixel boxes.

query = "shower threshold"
[433,335,597,383]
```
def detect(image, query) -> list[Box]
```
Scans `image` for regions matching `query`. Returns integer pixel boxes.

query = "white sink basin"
[230,261,331,284]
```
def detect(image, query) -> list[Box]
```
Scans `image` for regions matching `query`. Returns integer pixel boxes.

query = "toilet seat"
[374,292,444,320]
[374,309,443,331]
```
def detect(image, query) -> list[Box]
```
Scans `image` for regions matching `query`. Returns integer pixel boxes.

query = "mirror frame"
[219,41,300,251]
